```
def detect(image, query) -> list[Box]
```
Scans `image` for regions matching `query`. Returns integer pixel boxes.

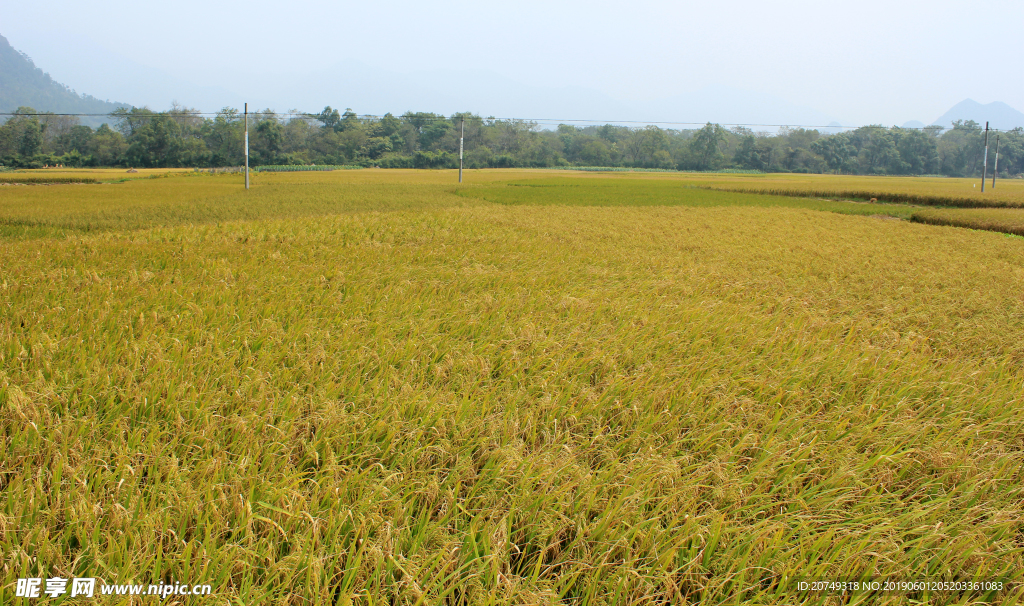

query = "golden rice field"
[2,169,1023,605]
[911,207,1024,237]
[674,172,1024,208]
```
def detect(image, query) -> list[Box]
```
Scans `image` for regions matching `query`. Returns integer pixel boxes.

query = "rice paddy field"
[2,169,1023,605]
[910,207,1024,237]
[674,173,1024,208]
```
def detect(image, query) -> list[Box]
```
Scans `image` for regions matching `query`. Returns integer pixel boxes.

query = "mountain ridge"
[929,99,1024,130]
[0,33,129,126]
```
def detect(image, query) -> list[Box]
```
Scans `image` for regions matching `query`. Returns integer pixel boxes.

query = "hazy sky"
[5,0,1023,126]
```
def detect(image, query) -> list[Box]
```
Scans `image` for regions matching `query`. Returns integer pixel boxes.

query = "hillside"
[931,99,1024,131]
[0,34,128,125]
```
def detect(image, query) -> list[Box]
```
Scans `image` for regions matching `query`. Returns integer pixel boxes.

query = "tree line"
[2,104,1022,178]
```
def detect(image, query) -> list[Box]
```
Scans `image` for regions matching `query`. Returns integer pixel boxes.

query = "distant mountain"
[0,34,129,126]
[930,99,1024,131]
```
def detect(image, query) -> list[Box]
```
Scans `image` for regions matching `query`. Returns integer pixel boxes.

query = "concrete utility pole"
[244,103,250,190]
[992,134,1000,189]
[459,117,464,184]
[981,121,989,192]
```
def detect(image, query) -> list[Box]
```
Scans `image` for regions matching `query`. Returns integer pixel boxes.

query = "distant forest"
[1,105,1022,177]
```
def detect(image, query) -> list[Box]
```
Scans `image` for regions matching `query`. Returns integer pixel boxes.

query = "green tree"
[110,107,156,138]
[622,125,667,166]
[251,119,284,165]
[811,134,854,173]
[338,109,360,132]
[578,139,611,166]
[858,128,906,174]
[419,120,454,151]
[690,122,726,170]
[995,128,1024,176]
[18,116,43,157]
[557,124,583,163]
[733,135,764,170]
[57,124,95,156]
[494,119,535,158]
[89,123,126,166]
[938,120,983,177]
[894,128,939,174]
[206,108,244,166]
[360,137,393,160]
[124,115,179,167]
[316,106,341,130]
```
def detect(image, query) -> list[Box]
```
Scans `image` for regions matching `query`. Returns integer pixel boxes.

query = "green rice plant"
[458,177,919,218]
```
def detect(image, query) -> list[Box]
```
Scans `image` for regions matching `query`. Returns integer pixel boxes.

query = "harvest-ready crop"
[2,169,1022,604]
[0,175,98,184]
[254,165,363,172]
[678,172,1024,208]
[911,207,1024,236]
